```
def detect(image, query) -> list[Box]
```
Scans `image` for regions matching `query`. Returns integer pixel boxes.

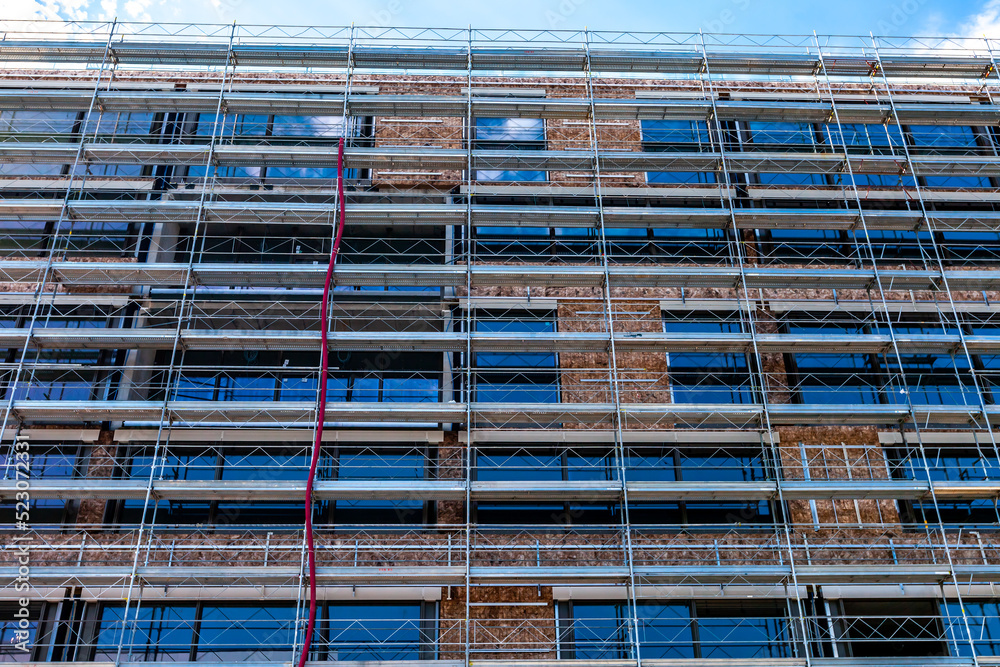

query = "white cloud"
[123,0,153,21]
[4,0,91,20]
[960,0,1000,38]
[96,0,117,20]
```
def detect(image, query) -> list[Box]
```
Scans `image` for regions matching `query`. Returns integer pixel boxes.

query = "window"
[780,311,871,335]
[87,112,155,178]
[790,349,977,406]
[474,224,553,260]
[900,495,999,529]
[475,445,615,482]
[90,602,433,662]
[473,312,559,403]
[94,604,196,662]
[562,600,792,659]
[0,307,123,403]
[92,111,155,141]
[0,109,80,139]
[895,353,976,405]
[66,220,137,259]
[888,442,1000,528]
[747,121,826,186]
[909,125,982,155]
[757,228,856,266]
[474,118,546,182]
[110,443,434,526]
[827,122,904,156]
[624,443,770,482]
[625,499,777,526]
[188,112,372,180]
[1,442,81,525]
[835,599,947,658]
[471,442,776,527]
[0,603,40,662]
[641,119,717,184]
[472,443,617,525]
[662,312,755,404]
[160,350,439,404]
[8,348,111,401]
[786,353,885,404]
[909,125,992,189]
[760,227,936,267]
[946,599,1000,657]
[938,230,1000,267]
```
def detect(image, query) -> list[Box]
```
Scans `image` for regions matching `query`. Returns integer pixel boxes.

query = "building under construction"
[6,20,1000,665]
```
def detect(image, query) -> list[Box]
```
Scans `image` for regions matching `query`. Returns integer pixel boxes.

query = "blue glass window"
[790,353,884,404]
[0,109,79,137]
[909,125,979,153]
[890,353,975,406]
[325,604,425,661]
[92,111,154,140]
[938,230,1000,265]
[475,314,558,403]
[93,603,429,662]
[662,313,754,403]
[642,120,716,184]
[624,445,769,483]
[826,122,904,155]
[566,601,790,660]
[0,604,37,660]
[908,125,991,188]
[840,599,948,657]
[666,352,754,405]
[475,118,546,182]
[94,605,196,662]
[748,122,825,186]
[946,599,1000,657]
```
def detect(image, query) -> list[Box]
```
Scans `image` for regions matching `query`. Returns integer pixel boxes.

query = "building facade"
[4,21,1000,665]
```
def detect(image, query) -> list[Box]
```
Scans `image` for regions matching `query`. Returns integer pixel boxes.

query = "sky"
[5,0,1000,40]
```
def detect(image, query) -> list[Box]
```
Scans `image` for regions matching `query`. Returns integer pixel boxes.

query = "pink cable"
[299,136,346,667]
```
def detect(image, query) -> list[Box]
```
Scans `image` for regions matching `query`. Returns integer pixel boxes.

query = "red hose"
[298,136,346,667]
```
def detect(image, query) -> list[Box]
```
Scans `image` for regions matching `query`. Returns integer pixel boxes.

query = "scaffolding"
[4,19,1000,666]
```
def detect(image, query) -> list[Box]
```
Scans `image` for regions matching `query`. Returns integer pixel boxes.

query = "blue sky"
[8,0,1000,39]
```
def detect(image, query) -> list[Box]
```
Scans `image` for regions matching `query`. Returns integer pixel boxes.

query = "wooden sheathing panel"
[777,426,901,528]
[76,428,116,524]
[371,113,463,190]
[4,68,990,94]
[25,529,461,569]
[609,289,671,406]
[439,586,555,661]
[437,430,465,526]
[544,86,645,188]
[0,258,138,296]
[556,287,612,414]
[345,76,460,193]
[24,527,1000,572]
[755,304,792,405]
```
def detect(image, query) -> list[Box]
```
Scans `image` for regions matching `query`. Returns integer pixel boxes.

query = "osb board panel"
[756,306,791,404]
[437,431,466,525]
[371,112,463,189]
[439,586,556,661]
[3,68,988,96]
[777,425,901,527]
[77,429,117,525]
[23,528,984,574]
[0,256,137,295]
